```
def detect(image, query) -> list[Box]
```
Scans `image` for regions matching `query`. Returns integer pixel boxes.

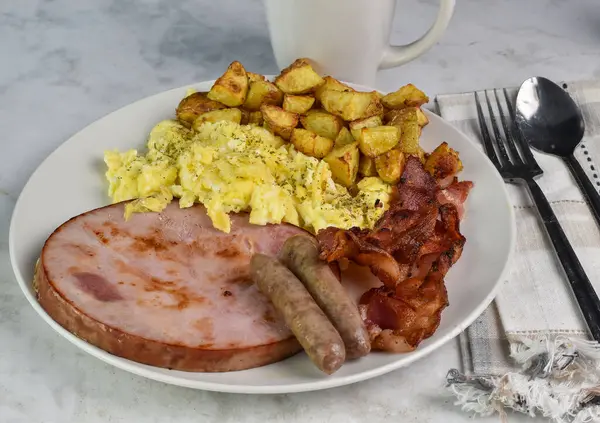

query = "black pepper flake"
[223,290,233,297]
[399,177,406,184]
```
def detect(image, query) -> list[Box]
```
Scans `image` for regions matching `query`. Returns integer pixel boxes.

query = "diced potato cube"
[334,126,355,147]
[387,108,420,154]
[247,72,266,83]
[261,105,299,140]
[300,110,343,140]
[382,84,429,109]
[385,107,428,127]
[176,92,227,125]
[424,142,463,179]
[283,94,315,114]
[320,90,383,121]
[357,126,400,157]
[192,108,242,130]
[400,121,420,154]
[315,76,354,102]
[324,142,360,187]
[358,154,377,177]
[243,80,283,111]
[349,115,382,140]
[274,58,325,94]
[375,149,406,184]
[207,61,249,107]
[416,108,429,127]
[247,111,264,126]
[290,128,334,159]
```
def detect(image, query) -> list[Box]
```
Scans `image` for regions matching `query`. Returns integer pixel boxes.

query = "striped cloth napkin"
[436,80,600,422]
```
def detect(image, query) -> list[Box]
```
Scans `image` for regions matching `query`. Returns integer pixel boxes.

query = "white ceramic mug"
[264,0,455,87]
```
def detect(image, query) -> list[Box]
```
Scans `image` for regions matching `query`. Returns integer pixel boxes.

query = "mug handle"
[379,0,456,69]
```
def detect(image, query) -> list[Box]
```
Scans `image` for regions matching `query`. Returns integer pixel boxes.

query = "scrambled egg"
[104,120,391,233]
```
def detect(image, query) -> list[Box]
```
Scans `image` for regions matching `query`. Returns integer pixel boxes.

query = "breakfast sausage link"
[280,235,371,360]
[250,254,346,374]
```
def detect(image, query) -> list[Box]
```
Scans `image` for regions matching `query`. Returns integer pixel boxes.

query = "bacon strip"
[317,156,473,352]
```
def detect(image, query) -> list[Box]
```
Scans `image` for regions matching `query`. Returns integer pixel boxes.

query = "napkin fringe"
[447,334,600,422]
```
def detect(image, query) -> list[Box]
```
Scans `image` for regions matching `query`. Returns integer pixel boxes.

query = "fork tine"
[503,88,538,166]
[484,91,511,165]
[494,89,523,165]
[474,92,501,169]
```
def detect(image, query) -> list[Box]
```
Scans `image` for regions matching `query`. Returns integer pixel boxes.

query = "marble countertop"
[2,0,600,421]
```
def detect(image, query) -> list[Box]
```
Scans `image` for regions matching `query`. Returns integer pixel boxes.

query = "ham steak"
[35,202,306,372]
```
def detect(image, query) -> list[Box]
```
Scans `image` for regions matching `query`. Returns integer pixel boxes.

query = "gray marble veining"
[2,0,600,421]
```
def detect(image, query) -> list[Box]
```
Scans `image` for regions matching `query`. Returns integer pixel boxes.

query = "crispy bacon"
[317,156,473,352]
[319,227,407,287]
[437,179,474,220]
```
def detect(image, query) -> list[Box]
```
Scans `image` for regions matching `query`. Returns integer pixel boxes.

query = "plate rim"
[9,81,516,394]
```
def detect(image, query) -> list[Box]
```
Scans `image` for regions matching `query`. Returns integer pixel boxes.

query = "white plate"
[9,81,515,394]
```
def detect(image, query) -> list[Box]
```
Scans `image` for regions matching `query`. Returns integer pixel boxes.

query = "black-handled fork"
[475,89,600,342]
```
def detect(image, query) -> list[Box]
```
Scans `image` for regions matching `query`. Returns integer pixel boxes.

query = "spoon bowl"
[515,76,600,226]
[516,77,584,157]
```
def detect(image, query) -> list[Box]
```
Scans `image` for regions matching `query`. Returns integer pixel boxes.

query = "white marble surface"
[2,0,600,421]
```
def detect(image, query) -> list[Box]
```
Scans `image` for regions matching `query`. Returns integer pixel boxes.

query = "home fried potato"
[334,127,355,147]
[416,108,429,127]
[300,110,343,140]
[192,108,242,130]
[320,90,383,121]
[247,111,264,126]
[261,105,299,140]
[357,126,400,157]
[247,72,266,83]
[275,58,325,94]
[324,142,360,187]
[400,122,420,154]
[349,115,382,140]
[385,107,429,128]
[387,108,420,154]
[243,80,283,111]
[382,84,429,109]
[375,149,406,184]
[283,95,315,114]
[358,155,377,177]
[207,61,249,107]
[176,92,227,125]
[424,142,463,179]
[315,76,354,102]
[290,128,334,159]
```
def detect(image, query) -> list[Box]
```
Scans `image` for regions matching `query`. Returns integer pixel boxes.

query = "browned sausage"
[280,235,371,359]
[250,254,346,374]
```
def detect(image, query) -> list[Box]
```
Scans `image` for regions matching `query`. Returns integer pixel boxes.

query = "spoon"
[515,76,600,226]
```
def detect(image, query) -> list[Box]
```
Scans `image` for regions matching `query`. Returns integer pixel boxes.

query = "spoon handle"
[565,155,600,227]
[525,178,600,342]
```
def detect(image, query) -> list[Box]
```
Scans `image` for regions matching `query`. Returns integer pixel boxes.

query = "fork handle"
[525,178,600,342]
[564,154,600,228]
